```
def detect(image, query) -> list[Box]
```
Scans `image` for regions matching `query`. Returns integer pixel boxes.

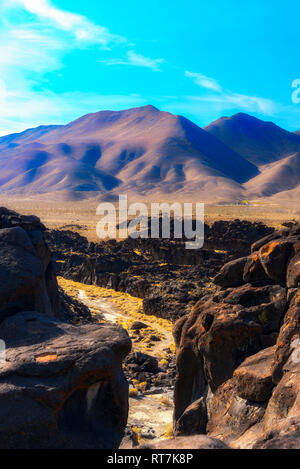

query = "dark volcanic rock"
[46,219,273,321]
[252,417,300,449]
[0,226,49,319]
[271,291,300,384]
[207,379,266,443]
[174,281,286,418]
[286,243,300,288]
[258,238,295,285]
[0,208,59,319]
[173,222,300,448]
[233,346,275,402]
[0,311,131,449]
[124,352,159,374]
[214,256,247,287]
[130,321,148,331]
[58,286,92,324]
[0,208,132,449]
[175,397,207,436]
[243,252,269,284]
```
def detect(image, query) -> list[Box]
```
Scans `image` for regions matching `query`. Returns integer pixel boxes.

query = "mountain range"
[1,105,300,203]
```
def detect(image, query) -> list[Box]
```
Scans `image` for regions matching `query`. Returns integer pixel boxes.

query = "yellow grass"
[57,276,175,358]
[163,422,174,439]
[129,388,139,397]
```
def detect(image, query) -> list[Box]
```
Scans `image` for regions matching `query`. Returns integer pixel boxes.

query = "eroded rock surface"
[0,208,131,449]
[174,223,300,448]
[0,312,131,449]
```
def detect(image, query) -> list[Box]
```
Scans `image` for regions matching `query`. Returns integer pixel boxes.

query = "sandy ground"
[59,278,174,444]
[1,197,300,242]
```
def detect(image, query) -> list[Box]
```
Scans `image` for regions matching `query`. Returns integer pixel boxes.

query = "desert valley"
[0,105,299,449]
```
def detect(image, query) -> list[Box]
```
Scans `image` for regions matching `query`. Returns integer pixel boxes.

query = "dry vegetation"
[1,198,300,242]
[58,276,175,357]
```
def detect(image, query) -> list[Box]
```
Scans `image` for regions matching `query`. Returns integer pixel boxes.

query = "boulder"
[131,321,148,331]
[124,352,159,374]
[233,346,275,402]
[264,355,300,431]
[174,223,300,448]
[175,398,207,436]
[174,282,286,420]
[0,227,50,320]
[252,417,300,449]
[0,207,59,316]
[258,238,295,285]
[286,243,300,288]
[243,252,269,284]
[0,311,131,449]
[271,292,300,384]
[213,257,247,287]
[207,379,266,443]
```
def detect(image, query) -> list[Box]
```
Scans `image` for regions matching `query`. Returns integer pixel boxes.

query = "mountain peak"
[205,112,300,166]
[1,106,300,203]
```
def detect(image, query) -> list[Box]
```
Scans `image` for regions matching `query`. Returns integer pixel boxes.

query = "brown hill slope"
[0,106,258,202]
[204,113,300,166]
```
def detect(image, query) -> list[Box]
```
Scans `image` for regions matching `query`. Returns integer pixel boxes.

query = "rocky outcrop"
[175,398,207,436]
[0,312,131,449]
[174,223,300,448]
[0,208,131,449]
[204,219,274,255]
[46,220,272,321]
[233,346,274,402]
[0,207,59,319]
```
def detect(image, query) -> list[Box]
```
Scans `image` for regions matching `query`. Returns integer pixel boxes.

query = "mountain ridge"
[0,106,299,203]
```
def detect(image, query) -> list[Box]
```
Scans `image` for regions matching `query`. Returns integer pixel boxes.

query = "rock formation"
[46,220,273,321]
[0,312,131,449]
[174,223,300,448]
[0,208,131,449]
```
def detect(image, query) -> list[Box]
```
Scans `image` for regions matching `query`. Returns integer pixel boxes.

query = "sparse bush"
[129,387,139,397]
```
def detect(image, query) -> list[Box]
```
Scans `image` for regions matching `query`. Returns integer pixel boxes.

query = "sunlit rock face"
[174,223,300,449]
[0,208,132,449]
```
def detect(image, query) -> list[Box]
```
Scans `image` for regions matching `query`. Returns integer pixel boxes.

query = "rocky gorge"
[0,205,299,449]
[46,219,273,321]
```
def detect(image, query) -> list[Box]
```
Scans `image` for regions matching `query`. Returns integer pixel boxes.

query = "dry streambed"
[58,277,175,444]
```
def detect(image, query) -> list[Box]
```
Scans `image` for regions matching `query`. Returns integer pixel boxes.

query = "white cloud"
[0,0,140,135]
[185,70,276,115]
[6,0,124,46]
[185,71,222,92]
[190,93,275,115]
[102,50,165,71]
[127,51,165,71]
[0,0,167,135]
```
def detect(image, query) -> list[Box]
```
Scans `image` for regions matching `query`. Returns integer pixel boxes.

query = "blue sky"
[0,0,300,136]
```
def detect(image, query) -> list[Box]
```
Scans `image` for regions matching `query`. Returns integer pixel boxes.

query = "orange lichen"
[260,241,279,257]
[35,354,57,363]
